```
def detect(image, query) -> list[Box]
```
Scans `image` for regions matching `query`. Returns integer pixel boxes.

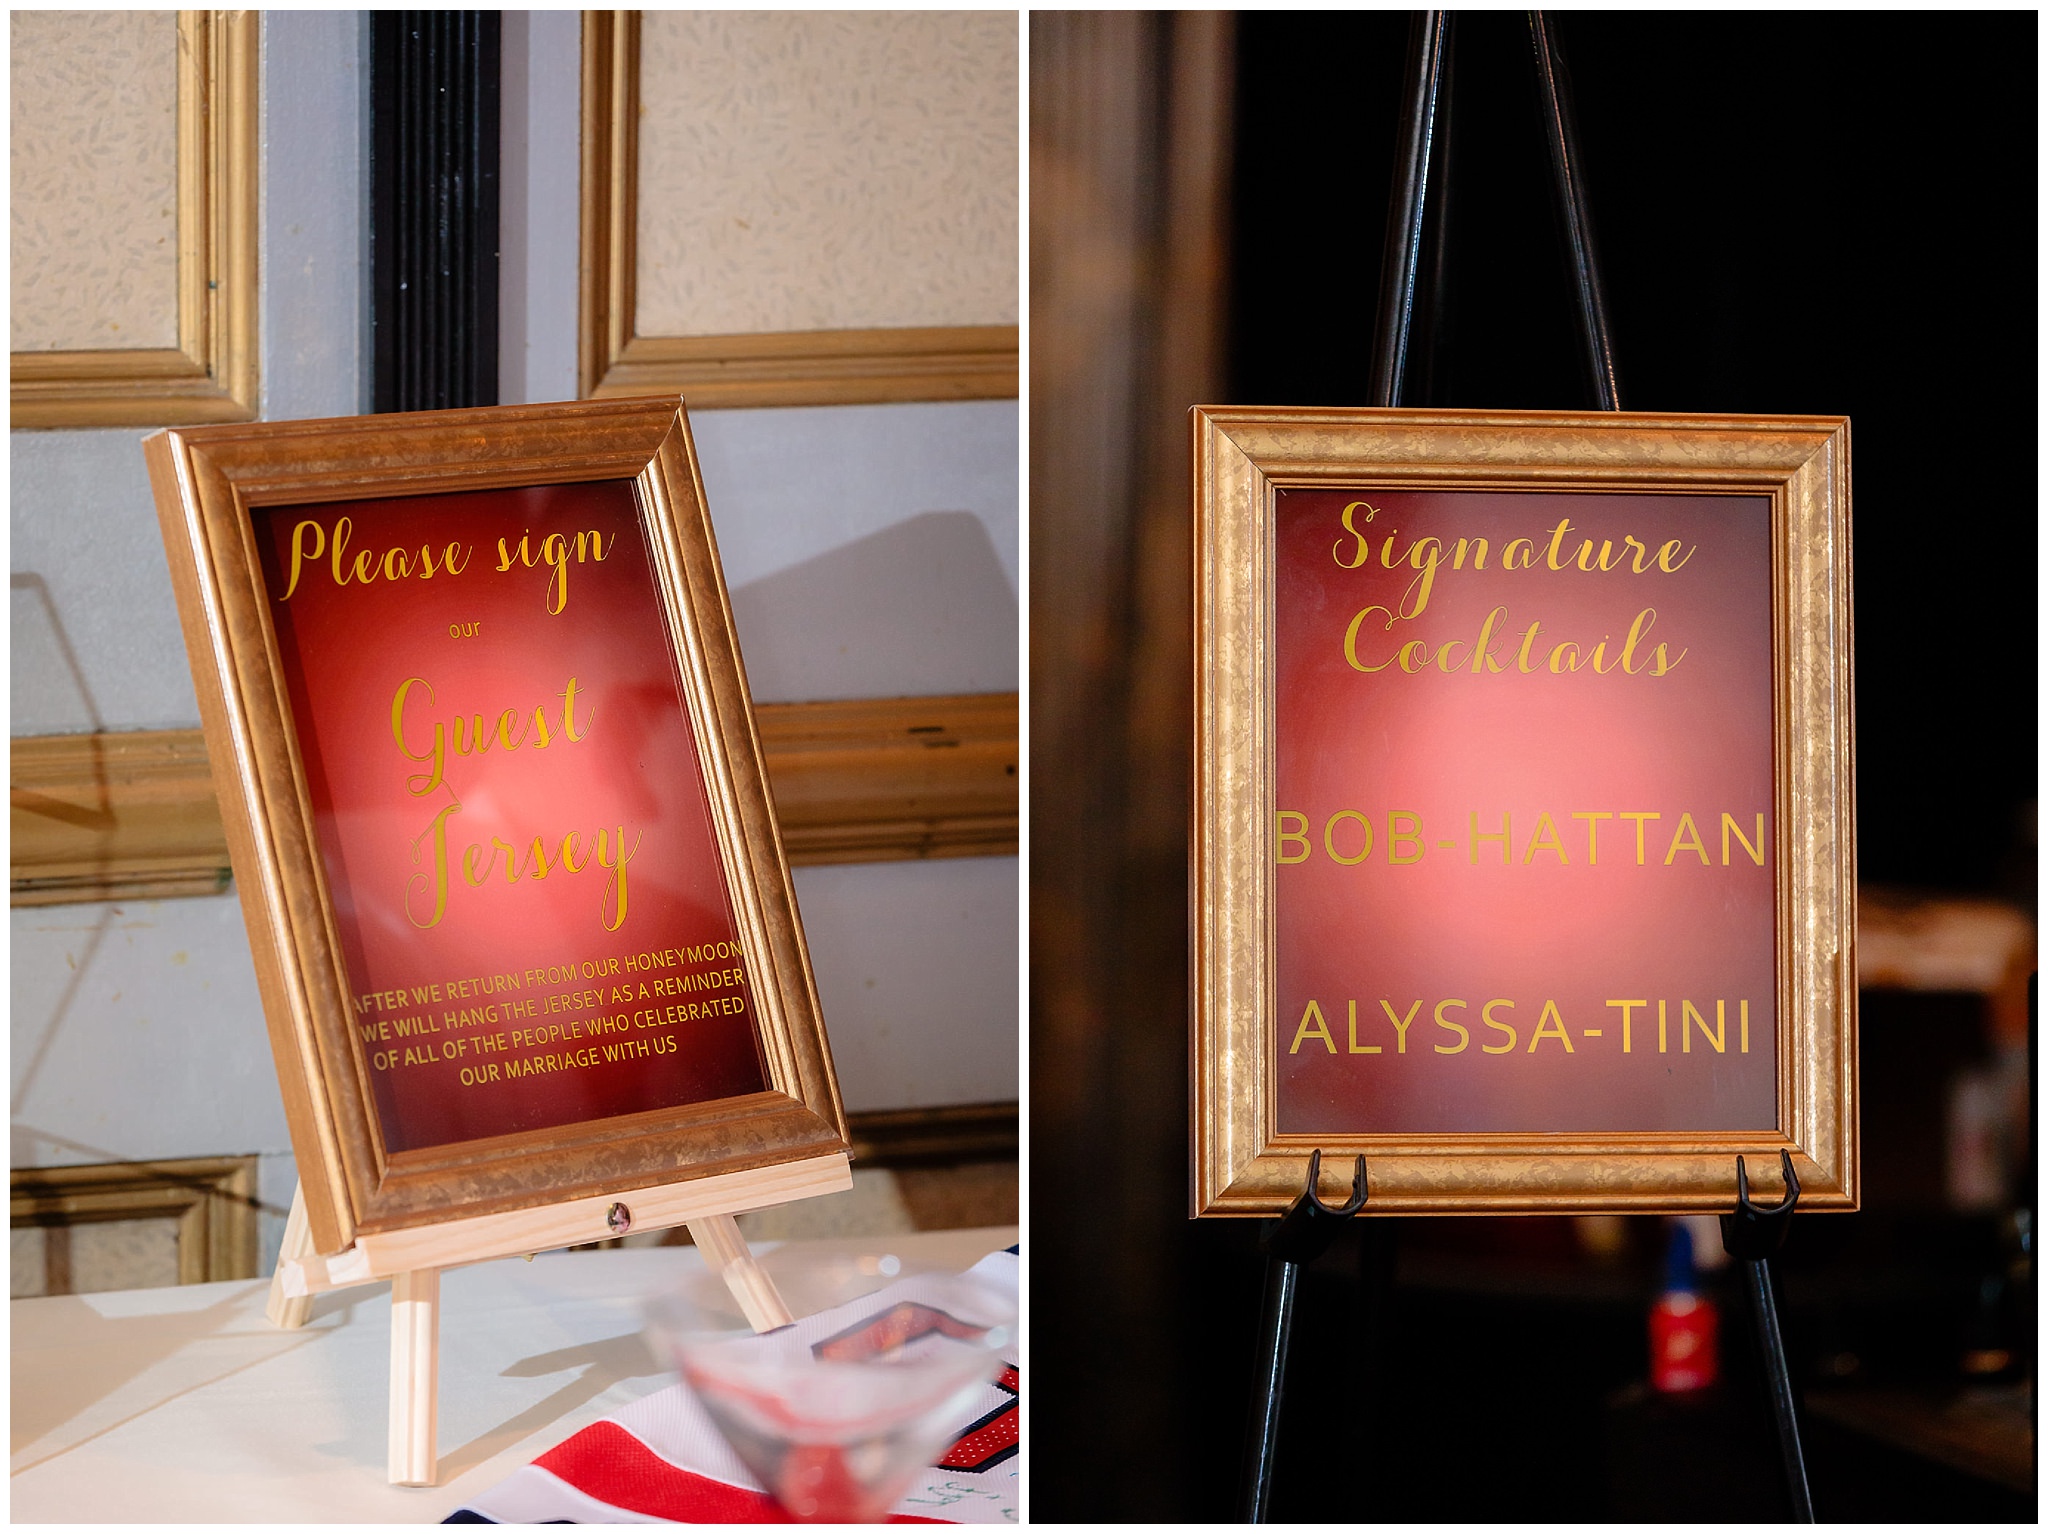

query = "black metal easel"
[1722,1150,1816,1520]
[1238,13,1816,1521]
[1237,1152,1366,1522]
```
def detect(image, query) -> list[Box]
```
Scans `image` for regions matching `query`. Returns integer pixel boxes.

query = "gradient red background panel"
[257,480,766,1153]
[1273,488,1777,1134]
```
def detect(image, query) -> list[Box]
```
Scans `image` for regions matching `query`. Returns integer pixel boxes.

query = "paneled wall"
[636,12,1017,336]
[10,11,181,353]
[12,10,369,1276]
[12,11,1019,1277]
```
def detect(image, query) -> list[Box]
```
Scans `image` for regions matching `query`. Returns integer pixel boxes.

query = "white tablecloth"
[11,1226,1017,1522]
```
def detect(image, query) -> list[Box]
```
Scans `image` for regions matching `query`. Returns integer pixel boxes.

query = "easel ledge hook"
[1303,1147,1369,1218]
[1720,1149,1801,1262]
[1736,1149,1801,1217]
[1261,1150,1368,1267]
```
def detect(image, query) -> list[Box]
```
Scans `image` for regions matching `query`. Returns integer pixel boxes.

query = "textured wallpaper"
[637,12,1018,337]
[11,10,181,353]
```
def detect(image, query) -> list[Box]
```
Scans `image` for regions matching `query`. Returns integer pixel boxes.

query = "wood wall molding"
[590,327,1023,411]
[845,1101,1018,1167]
[755,692,1018,864]
[578,11,1017,408]
[10,692,1017,906]
[11,11,259,428]
[10,729,232,903]
[11,1155,259,1287]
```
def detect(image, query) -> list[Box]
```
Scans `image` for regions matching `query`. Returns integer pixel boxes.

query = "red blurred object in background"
[1649,1222,1720,1393]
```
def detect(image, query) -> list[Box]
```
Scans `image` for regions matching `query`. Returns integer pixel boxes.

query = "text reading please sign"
[260,481,765,1154]
[1274,488,1776,1135]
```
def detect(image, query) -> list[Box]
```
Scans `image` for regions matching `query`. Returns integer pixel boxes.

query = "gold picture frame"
[12,11,258,428]
[579,11,1017,408]
[144,398,849,1258]
[1191,407,1856,1216]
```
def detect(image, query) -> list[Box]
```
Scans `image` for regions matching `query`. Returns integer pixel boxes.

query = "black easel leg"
[1411,19,1457,407]
[1742,1255,1816,1521]
[1367,10,1449,408]
[1724,1154,1815,1521]
[1528,11,1621,410]
[1237,1153,1368,1522]
[1240,1249,1300,1523]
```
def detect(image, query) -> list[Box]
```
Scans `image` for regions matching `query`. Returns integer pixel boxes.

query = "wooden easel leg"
[388,1268,440,1486]
[265,1181,316,1330]
[687,1214,794,1332]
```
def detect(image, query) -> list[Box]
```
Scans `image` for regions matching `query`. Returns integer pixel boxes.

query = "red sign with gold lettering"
[257,480,766,1154]
[1273,488,1776,1136]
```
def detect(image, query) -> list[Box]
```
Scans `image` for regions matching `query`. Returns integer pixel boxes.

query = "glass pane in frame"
[256,478,767,1153]
[1272,486,1777,1136]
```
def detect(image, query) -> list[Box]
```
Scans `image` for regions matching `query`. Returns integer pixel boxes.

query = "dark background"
[1233,11,2036,897]
[1031,11,2034,1524]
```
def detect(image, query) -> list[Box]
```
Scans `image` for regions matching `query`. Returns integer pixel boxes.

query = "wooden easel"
[265,1151,852,1485]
